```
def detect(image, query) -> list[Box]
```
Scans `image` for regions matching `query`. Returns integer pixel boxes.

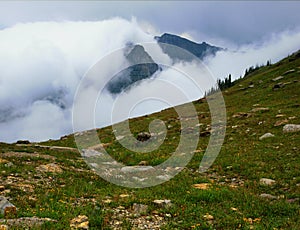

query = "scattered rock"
[138,161,148,166]
[260,193,277,200]
[283,124,300,133]
[119,194,130,198]
[36,163,63,174]
[70,215,89,229]
[16,140,30,145]
[260,178,276,186]
[232,112,251,118]
[200,130,211,137]
[0,225,8,230]
[272,76,284,81]
[121,166,154,173]
[153,200,172,208]
[137,132,151,142]
[273,82,285,90]
[116,135,125,141]
[203,213,214,220]
[251,107,270,113]
[0,217,56,228]
[274,119,288,127]
[283,69,295,75]
[286,198,299,203]
[132,203,148,215]
[192,183,211,190]
[0,196,17,218]
[259,133,274,140]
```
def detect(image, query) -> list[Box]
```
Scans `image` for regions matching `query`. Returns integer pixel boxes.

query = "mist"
[0,18,300,143]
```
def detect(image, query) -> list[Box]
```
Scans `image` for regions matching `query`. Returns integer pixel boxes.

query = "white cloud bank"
[0,18,299,143]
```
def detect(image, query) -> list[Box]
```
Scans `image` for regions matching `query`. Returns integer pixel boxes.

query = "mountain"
[155,33,222,61]
[107,44,160,94]
[107,34,223,94]
[1,50,299,228]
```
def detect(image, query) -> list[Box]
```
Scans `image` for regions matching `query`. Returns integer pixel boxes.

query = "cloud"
[0,18,300,143]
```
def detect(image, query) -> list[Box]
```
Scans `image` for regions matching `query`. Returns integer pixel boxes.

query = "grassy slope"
[0,51,299,229]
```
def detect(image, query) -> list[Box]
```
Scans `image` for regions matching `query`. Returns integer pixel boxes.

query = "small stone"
[259,133,274,140]
[286,198,299,203]
[251,107,270,113]
[102,199,112,204]
[119,194,130,198]
[0,225,8,230]
[70,215,89,229]
[153,199,172,208]
[232,112,251,118]
[273,82,285,90]
[136,132,151,142]
[260,193,277,199]
[283,124,300,133]
[132,203,148,215]
[260,178,276,186]
[36,163,63,173]
[274,119,288,127]
[192,183,211,190]
[0,186,5,192]
[0,196,17,218]
[272,76,284,81]
[138,161,148,166]
[203,213,214,220]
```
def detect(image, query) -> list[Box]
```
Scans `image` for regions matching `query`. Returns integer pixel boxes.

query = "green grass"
[0,51,299,229]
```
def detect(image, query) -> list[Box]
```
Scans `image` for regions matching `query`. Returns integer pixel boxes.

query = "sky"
[0,1,300,143]
[1,1,300,45]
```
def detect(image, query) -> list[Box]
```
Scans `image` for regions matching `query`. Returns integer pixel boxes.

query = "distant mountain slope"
[155,33,222,61]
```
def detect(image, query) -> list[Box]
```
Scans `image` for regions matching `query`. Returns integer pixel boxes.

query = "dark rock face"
[136,132,151,142]
[107,45,160,94]
[155,33,222,61]
[106,34,223,94]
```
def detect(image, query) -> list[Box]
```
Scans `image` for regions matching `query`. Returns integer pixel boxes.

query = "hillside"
[0,51,299,229]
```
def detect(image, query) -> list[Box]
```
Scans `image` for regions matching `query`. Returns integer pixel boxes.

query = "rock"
[274,119,288,127]
[0,217,55,228]
[16,140,30,145]
[260,193,277,199]
[192,183,211,190]
[200,131,211,137]
[0,186,5,192]
[283,124,300,133]
[115,135,125,141]
[121,166,154,173]
[70,215,89,229]
[259,133,274,140]
[260,178,276,186]
[232,112,251,118]
[36,163,63,173]
[137,132,151,142]
[203,213,214,220]
[272,76,284,81]
[283,69,295,75]
[0,196,17,218]
[273,82,285,90]
[0,225,8,230]
[119,194,130,198]
[286,198,299,203]
[251,107,270,113]
[153,199,172,208]
[138,161,148,166]
[4,162,13,168]
[132,203,148,215]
